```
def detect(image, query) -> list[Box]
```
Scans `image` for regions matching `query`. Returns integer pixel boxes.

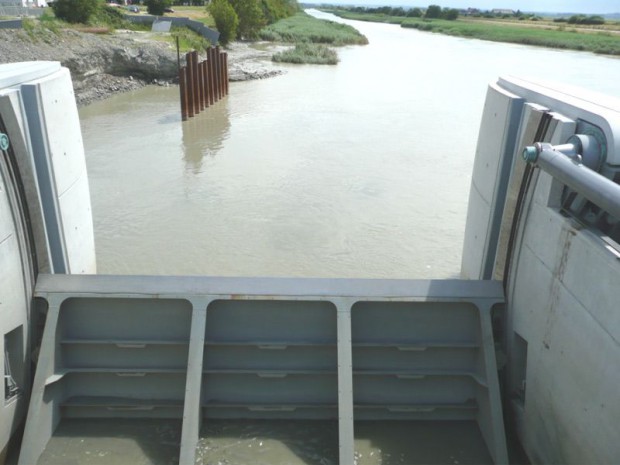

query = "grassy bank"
[327,9,620,56]
[401,18,620,55]
[322,10,405,25]
[260,11,368,45]
[259,11,367,64]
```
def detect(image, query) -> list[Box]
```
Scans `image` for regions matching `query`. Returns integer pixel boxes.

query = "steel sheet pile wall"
[179,47,229,121]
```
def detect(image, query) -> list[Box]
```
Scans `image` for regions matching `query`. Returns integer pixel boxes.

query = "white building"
[0,0,48,8]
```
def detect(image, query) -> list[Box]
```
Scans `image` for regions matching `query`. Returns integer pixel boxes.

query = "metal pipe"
[523,143,620,220]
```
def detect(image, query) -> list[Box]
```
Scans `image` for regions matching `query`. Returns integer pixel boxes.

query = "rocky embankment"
[0,28,284,106]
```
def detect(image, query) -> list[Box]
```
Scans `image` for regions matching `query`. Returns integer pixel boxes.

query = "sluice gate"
[20,275,508,465]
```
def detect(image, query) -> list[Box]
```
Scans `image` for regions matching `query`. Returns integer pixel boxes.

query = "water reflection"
[38,419,181,465]
[181,99,231,173]
[196,420,338,465]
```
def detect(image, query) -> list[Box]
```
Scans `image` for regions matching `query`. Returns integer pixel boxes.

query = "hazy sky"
[324,1,619,14]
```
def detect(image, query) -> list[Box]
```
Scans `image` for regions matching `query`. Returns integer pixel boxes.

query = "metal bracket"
[522,133,603,171]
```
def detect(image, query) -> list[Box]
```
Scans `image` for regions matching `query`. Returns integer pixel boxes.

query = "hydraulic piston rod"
[523,136,620,220]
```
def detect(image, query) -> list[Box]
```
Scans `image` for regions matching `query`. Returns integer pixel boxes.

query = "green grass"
[259,11,368,45]
[150,26,210,52]
[89,6,132,30]
[400,18,620,55]
[325,8,620,56]
[20,17,62,42]
[166,6,216,28]
[322,9,407,25]
[272,43,338,64]
[172,26,210,52]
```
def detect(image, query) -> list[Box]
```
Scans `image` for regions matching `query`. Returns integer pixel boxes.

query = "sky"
[320,1,620,14]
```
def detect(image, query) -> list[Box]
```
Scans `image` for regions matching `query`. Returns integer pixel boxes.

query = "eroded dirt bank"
[0,28,284,105]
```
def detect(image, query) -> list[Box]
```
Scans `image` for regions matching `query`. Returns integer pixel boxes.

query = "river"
[79,10,620,279]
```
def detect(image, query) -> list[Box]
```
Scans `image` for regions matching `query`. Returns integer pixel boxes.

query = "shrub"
[51,0,99,24]
[208,0,239,45]
[568,14,605,25]
[145,0,172,16]
[442,8,458,20]
[91,6,130,29]
[587,15,605,25]
[272,43,338,64]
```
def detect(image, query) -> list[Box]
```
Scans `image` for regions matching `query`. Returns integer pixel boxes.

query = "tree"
[424,4,442,19]
[441,8,459,20]
[260,0,298,24]
[51,0,99,24]
[209,0,239,45]
[145,0,172,16]
[229,0,265,39]
[407,7,423,18]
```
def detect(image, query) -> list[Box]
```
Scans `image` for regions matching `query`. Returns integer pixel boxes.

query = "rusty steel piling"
[179,67,188,121]
[178,47,229,120]
[202,60,209,109]
[192,51,200,114]
[215,46,222,101]
[186,54,195,118]
[208,47,216,106]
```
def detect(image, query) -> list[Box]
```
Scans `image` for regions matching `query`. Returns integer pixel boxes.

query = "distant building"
[491,8,515,15]
[0,0,48,7]
[461,8,481,16]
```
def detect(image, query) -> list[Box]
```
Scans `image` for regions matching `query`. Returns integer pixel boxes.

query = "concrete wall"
[124,14,220,45]
[468,75,620,465]
[0,6,44,19]
[0,19,22,29]
[20,66,96,274]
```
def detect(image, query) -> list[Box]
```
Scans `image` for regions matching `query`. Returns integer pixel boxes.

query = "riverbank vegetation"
[23,5,143,35]
[258,11,367,64]
[12,0,369,67]
[208,0,298,43]
[326,5,620,56]
[260,11,368,45]
[273,43,338,64]
[400,18,620,55]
